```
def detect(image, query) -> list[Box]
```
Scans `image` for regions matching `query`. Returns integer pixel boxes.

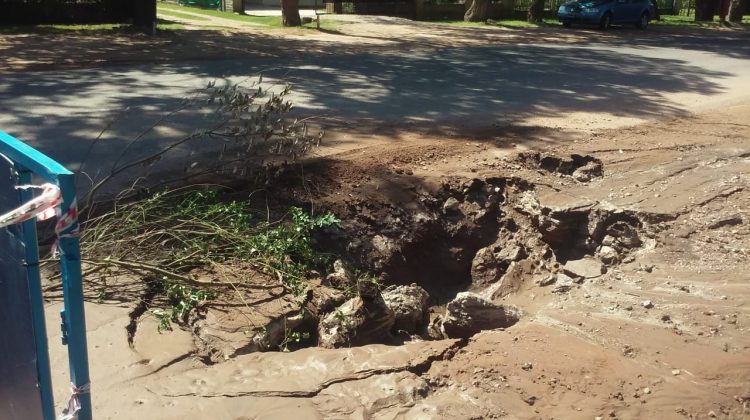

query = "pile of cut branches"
[80,188,339,295]
[42,76,335,331]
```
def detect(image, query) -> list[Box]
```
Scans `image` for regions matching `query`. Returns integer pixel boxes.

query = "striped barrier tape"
[0,183,60,229]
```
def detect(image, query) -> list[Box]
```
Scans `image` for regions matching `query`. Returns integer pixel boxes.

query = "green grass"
[157,8,212,21]
[157,20,187,30]
[439,18,560,28]
[0,19,183,34]
[157,2,337,30]
[653,14,750,27]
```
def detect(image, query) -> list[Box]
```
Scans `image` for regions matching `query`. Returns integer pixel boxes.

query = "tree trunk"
[133,0,157,34]
[233,0,246,14]
[527,0,545,22]
[464,0,491,21]
[281,0,302,26]
[728,0,746,21]
[694,0,719,20]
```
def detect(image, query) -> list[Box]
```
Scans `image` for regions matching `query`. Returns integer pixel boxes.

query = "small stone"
[536,274,556,287]
[708,410,716,418]
[381,284,430,335]
[442,197,460,213]
[643,387,651,394]
[318,295,395,349]
[521,362,533,371]
[523,395,537,406]
[598,245,619,265]
[324,259,355,289]
[441,292,521,339]
[563,257,605,279]
[642,300,654,309]
[552,272,577,293]
[671,369,681,375]
[622,345,636,358]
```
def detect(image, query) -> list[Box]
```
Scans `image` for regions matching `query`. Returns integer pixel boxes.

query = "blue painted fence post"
[57,173,92,420]
[0,130,92,420]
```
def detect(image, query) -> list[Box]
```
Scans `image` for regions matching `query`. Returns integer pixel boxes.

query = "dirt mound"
[62,105,750,419]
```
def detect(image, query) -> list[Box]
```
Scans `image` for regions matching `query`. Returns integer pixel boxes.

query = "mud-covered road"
[6,14,747,419]
[44,102,750,419]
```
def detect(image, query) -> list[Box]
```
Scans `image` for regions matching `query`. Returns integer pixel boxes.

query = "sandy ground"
[43,102,750,419]
[5,10,747,420]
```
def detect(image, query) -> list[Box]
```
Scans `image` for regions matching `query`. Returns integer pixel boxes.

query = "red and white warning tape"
[54,197,79,238]
[58,382,90,420]
[0,183,61,229]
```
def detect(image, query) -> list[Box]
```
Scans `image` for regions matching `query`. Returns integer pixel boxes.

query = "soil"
[14,9,748,420]
[43,102,750,419]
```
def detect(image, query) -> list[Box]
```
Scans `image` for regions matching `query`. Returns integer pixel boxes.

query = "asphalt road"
[1,34,749,187]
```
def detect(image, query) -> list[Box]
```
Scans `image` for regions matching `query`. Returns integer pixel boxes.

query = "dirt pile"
[54,104,750,419]
[169,150,674,359]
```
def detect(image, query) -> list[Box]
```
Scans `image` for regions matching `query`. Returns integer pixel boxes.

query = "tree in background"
[464,0,491,21]
[728,0,747,21]
[282,0,302,26]
[694,0,720,20]
[133,0,157,33]
[528,0,545,22]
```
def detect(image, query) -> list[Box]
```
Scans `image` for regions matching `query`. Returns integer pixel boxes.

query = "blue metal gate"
[0,130,91,420]
[0,157,48,419]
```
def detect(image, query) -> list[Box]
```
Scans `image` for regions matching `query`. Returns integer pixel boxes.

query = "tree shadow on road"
[0,23,742,194]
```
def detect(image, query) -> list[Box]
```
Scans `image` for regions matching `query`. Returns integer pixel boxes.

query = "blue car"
[557,0,655,29]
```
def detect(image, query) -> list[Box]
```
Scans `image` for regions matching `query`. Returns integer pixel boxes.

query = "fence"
[0,130,91,420]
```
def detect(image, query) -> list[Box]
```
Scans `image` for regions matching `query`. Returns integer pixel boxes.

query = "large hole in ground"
[379,217,501,304]
[181,174,652,359]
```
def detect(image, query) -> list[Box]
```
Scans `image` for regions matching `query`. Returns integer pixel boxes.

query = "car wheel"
[636,12,649,29]
[563,21,572,27]
[599,13,612,30]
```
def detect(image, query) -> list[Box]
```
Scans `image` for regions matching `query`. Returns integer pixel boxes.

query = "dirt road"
[43,101,750,419]
[1,18,749,179]
[5,13,747,420]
